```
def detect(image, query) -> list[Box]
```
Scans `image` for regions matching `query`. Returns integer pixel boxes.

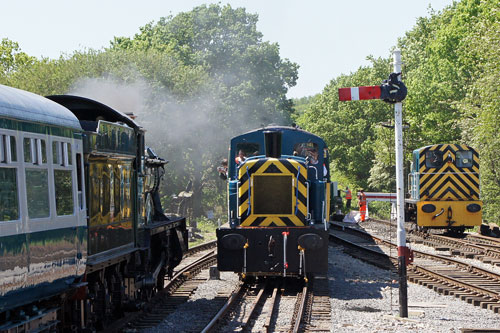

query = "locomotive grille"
[418,144,479,201]
[238,158,307,227]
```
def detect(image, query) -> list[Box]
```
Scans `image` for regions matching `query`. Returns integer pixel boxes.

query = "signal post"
[338,50,410,317]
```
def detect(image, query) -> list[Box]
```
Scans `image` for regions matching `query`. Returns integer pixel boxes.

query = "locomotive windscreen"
[253,175,292,215]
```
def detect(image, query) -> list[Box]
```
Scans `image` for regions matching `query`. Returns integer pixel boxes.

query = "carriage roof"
[0,84,82,131]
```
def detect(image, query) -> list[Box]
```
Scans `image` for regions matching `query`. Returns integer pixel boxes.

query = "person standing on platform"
[344,186,352,210]
[358,189,367,222]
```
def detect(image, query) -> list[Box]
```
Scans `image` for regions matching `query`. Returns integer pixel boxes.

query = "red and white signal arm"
[338,86,381,101]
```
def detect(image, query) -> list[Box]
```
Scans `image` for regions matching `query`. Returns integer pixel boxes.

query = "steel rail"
[292,284,309,333]
[240,283,267,330]
[329,224,500,301]
[201,284,246,333]
[264,287,279,333]
[331,222,500,281]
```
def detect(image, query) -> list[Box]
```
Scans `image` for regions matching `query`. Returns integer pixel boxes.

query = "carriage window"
[10,136,16,162]
[26,169,49,218]
[76,153,83,209]
[425,150,443,168]
[0,135,17,163]
[53,141,59,164]
[24,138,46,164]
[67,143,72,165]
[235,143,260,162]
[53,141,72,166]
[0,168,19,221]
[40,140,47,164]
[24,138,32,163]
[456,150,473,168]
[54,170,74,216]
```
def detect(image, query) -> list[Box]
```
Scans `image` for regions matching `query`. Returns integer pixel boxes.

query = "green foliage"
[0,38,36,79]
[111,4,299,219]
[368,201,392,221]
[298,57,393,190]
[297,0,500,225]
[458,3,500,223]
[291,94,319,122]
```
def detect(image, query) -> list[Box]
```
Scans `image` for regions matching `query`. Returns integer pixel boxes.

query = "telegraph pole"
[338,49,409,317]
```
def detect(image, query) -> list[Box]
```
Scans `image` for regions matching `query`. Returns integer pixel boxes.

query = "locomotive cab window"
[425,150,443,168]
[235,143,260,161]
[456,150,473,168]
[293,142,319,159]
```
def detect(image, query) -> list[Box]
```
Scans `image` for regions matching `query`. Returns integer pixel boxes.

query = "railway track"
[202,276,331,333]
[329,222,500,314]
[368,218,500,266]
[113,240,218,332]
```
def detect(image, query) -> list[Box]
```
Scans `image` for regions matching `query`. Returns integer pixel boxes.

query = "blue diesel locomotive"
[217,127,331,278]
[0,84,188,331]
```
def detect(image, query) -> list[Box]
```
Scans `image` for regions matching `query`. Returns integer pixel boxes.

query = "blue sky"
[1,0,453,98]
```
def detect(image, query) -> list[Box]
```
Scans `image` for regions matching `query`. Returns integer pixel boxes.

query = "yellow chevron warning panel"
[238,158,307,227]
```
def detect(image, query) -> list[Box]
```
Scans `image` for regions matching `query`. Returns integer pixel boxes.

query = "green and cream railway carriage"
[0,84,187,331]
[406,144,482,232]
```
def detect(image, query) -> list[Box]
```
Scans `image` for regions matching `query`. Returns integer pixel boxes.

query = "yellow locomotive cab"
[406,144,483,231]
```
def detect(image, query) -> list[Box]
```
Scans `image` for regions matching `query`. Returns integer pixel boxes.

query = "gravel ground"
[143,221,500,332]
[329,244,500,333]
[142,271,240,332]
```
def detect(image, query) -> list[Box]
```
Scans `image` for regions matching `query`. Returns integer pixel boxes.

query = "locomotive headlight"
[466,204,481,213]
[421,204,436,213]
[221,234,247,250]
[298,233,324,251]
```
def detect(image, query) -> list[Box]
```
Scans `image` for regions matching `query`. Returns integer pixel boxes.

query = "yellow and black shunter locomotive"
[405,144,482,232]
[217,126,332,277]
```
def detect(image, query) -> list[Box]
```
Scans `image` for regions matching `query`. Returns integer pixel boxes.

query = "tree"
[458,2,500,223]
[112,4,299,219]
[298,56,393,190]
[0,38,35,81]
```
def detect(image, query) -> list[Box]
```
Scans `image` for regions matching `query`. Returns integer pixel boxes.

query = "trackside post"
[337,49,409,317]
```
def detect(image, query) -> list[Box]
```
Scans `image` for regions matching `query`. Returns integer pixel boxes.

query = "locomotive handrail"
[308,165,318,180]
[294,166,301,215]
[322,200,327,230]
[246,166,251,215]
[306,182,311,221]
[236,180,240,219]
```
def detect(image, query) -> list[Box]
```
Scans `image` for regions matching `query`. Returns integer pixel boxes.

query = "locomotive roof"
[46,95,141,130]
[232,125,326,146]
[0,84,82,131]
[413,143,476,154]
